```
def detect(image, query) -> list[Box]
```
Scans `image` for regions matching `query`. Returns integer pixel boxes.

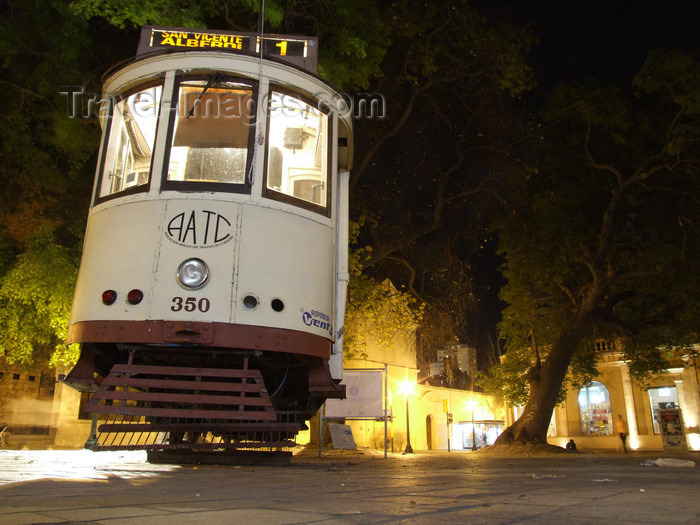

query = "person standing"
[617,414,628,453]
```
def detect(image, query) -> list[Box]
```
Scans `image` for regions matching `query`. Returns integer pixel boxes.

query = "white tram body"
[64,27,352,450]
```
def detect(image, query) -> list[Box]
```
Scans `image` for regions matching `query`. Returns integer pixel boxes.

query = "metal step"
[87,362,276,421]
[83,360,303,451]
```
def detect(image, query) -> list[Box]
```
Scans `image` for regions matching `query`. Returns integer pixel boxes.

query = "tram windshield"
[166,78,255,187]
[265,90,329,212]
[97,85,162,199]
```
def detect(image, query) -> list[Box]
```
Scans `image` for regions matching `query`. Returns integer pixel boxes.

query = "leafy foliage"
[0,228,80,367]
[313,0,388,90]
[343,219,423,360]
[0,0,119,367]
[69,0,227,29]
[476,352,529,407]
[0,0,101,247]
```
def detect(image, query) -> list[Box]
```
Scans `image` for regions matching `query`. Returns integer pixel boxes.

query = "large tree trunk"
[495,293,601,446]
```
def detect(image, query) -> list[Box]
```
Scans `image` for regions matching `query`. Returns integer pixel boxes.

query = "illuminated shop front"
[459,420,504,450]
[544,342,700,452]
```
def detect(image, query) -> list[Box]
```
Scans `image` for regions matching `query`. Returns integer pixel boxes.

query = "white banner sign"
[325,370,384,418]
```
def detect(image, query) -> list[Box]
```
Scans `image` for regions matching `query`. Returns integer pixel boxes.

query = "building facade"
[536,343,700,452]
[314,327,505,452]
[436,344,477,376]
[0,363,92,448]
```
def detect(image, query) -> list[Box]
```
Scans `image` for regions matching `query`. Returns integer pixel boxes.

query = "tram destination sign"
[138,26,318,73]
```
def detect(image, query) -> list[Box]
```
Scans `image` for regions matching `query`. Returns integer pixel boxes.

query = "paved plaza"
[0,447,698,524]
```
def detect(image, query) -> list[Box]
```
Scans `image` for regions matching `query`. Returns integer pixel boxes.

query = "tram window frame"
[93,81,163,205]
[262,87,332,216]
[160,74,257,194]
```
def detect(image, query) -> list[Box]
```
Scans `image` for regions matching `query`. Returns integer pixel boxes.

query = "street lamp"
[467,398,477,451]
[399,380,415,454]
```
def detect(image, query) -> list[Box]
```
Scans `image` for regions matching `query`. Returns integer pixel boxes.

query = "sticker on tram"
[302,309,333,335]
[165,210,233,248]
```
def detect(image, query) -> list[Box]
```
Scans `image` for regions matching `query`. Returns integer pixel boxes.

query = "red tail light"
[127,289,144,305]
[101,290,117,305]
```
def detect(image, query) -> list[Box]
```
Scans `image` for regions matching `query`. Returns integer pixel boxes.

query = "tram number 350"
[171,297,211,312]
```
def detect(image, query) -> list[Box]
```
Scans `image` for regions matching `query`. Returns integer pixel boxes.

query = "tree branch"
[385,255,420,300]
[350,82,432,187]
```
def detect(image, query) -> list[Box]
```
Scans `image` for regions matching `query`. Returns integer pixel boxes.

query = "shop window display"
[648,386,678,434]
[578,381,612,436]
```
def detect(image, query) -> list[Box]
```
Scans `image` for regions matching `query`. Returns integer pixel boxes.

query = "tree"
[491,50,700,446]
[0,227,80,367]
[0,0,139,367]
[0,0,106,248]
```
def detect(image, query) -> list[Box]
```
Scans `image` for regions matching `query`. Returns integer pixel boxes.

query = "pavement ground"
[0,447,698,524]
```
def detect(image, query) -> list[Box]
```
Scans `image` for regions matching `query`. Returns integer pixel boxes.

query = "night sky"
[480,0,698,90]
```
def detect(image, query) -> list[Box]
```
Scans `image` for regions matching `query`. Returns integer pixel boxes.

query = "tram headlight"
[176,258,210,290]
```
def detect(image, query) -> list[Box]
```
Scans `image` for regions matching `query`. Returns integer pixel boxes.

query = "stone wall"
[0,366,58,446]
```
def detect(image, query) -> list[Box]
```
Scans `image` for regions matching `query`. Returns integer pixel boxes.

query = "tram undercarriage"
[63,343,343,453]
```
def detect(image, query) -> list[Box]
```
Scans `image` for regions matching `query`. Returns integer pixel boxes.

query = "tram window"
[97,85,162,199]
[165,79,254,187]
[264,91,329,213]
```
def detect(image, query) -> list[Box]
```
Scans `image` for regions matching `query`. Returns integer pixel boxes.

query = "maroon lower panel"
[67,319,331,359]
